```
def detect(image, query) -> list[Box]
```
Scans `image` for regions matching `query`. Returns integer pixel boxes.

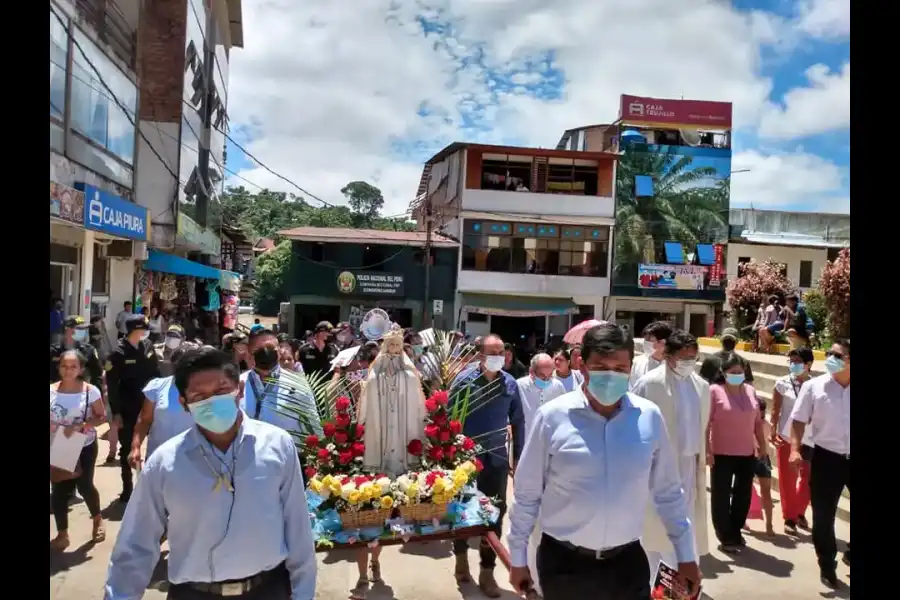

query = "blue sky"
[223,0,849,216]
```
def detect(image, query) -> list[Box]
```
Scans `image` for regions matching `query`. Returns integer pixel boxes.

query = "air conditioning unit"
[102,240,149,260]
[133,241,149,261]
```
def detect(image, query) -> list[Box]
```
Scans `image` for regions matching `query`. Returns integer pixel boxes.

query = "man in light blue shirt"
[105,347,317,600]
[507,323,701,600]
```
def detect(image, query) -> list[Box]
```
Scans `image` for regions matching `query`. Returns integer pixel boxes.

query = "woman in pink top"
[707,353,767,553]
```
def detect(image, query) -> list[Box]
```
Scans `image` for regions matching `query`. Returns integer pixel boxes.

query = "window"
[799,260,813,288]
[546,158,599,195]
[467,312,488,323]
[462,220,609,277]
[92,248,109,295]
[737,257,751,277]
[69,28,137,165]
[481,154,533,191]
[826,247,841,262]
[50,10,67,120]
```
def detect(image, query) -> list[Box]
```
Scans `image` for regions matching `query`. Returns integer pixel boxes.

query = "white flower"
[340,482,356,500]
[396,474,411,493]
[455,434,466,444]
[375,477,392,495]
[326,443,336,452]
[354,456,364,463]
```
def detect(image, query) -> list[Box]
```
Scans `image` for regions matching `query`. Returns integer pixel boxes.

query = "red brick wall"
[138,0,188,123]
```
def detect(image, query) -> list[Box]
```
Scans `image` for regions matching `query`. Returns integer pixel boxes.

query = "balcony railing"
[75,0,136,70]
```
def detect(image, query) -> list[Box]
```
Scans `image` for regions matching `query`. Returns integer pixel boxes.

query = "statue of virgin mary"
[357,325,427,476]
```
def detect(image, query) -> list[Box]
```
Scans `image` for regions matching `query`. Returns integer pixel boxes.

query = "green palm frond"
[261,368,346,442]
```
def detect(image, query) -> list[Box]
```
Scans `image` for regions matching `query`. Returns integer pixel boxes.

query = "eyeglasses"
[825,351,845,360]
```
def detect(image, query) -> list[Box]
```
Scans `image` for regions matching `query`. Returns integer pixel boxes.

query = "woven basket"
[339,508,392,530]
[398,502,448,523]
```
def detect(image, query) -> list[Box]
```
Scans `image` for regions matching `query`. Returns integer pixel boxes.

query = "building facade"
[410,142,618,343]
[50,0,243,338]
[277,228,459,336]
[557,94,734,338]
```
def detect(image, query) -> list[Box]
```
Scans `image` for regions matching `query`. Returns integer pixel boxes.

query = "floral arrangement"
[301,396,366,478]
[307,472,395,512]
[392,461,480,506]
[405,390,484,472]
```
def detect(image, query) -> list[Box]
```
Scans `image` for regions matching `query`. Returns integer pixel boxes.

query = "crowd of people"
[49,313,850,599]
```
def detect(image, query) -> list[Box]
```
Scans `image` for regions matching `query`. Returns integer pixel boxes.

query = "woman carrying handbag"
[50,350,107,552]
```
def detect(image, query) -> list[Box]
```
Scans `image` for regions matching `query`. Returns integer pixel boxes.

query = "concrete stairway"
[632,338,850,523]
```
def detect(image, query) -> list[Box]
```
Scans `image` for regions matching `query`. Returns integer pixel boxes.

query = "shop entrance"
[294,304,341,338]
[50,263,77,316]
[490,315,545,362]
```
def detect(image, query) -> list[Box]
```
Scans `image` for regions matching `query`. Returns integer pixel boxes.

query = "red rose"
[424,398,438,413]
[354,424,365,438]
[340,475,352,485]
[353,475,370,487]
[444,445,457,458]
[304,466,317,480]
[428,446,444,461]
[439,429,451,443]
[449,420,462,435]
[335,415,351,429]
[425,471,439,486]
[323,422,336,437]
[473,457,484,472]
[335,396,351,413]
[338,451,353,465]
[424,424,440,439]
[317,448,329,460]
[433,390,450,405]
[462,437,476,451]
[432,412,447,426]
[407,439,424,456]
[305,434,320,447]
[334,431,348,445]
[351,442,365,457]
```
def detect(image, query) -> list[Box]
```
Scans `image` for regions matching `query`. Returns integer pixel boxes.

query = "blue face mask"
[188,391,239,434]
[789,363,805,376]
[586,370,630,406]
[725,373,746,386]
[533,377,552,390]
[824,355,845,374]
[412,344,425,358]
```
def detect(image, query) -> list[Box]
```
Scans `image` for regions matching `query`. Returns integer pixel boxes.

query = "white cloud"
[226,0,849,216]
[797,0,850,39]
[730,149,848,213]
[758,62,849,139]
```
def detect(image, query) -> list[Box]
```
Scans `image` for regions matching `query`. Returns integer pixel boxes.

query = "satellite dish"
[360,308,392,340]
[680,129,702,147]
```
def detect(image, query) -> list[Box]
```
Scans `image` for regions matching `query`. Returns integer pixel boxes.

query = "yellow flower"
[433,493,449,505]
[406,482,419,499]
[321,475,337,487]
[459,461,476,475]
[347,490,362,505]
[432,479,446,494]
[452,473,468,489]
[380,495,394,509]
[329,483,342,497]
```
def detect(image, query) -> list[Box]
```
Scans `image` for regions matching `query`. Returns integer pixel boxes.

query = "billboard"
[612,143,732,290]
[638,264,708,291]
[620,94,733,129]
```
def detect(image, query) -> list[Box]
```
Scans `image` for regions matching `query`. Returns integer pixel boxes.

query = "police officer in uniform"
[50,316,104,390]
[153,324,185,377]
[106,315,160,504]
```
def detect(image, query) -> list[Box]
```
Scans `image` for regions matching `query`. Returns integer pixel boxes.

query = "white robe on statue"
[357,354,428,477]
[632,365,710,577]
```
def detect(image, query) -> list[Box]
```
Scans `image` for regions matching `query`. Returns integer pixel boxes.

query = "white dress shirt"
[507,390,696,568]
[105,416,316,600]
[672,377,702,456]
[629,354,662,390]
[789,373,850,455]
[516,375,567,435]
[773,375,814,445]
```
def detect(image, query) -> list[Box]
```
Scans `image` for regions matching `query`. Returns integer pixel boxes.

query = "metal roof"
[734,230,848,249]
[277,227,458,248]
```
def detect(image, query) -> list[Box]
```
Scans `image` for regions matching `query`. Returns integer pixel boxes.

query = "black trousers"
[452,463,508,569]
[810,446,850,571]
[710,454,755,545]
[118,413,138,495]
[538,536,650,600]
[167,564,291,600]
[51,442,101,531]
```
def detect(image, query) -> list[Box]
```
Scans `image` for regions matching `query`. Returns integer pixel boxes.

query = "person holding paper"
[50,350,107,552]
[105,347,317,600]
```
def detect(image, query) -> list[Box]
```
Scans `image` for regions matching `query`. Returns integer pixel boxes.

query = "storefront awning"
[461,293,577,318]
[143,250,237,281]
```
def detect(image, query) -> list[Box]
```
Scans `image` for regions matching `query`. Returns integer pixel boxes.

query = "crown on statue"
[382,324,403,344]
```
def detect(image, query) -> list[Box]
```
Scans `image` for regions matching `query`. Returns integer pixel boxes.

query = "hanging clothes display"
[222,293,238,330]
[159,275,178,302]
[203,279,221,312]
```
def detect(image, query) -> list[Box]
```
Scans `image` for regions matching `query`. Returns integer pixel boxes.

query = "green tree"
[341,181,385,227]
[613,146,730,284]
[253,240,292,315]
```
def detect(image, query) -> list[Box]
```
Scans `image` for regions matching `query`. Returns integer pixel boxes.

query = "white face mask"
[166,337,183,350]
[672,359,696,379]
[140,331,150,341]
[484,355,505,373]
[642,340,656,356]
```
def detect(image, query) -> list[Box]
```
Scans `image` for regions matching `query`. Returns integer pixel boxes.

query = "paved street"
[51,425,851,599]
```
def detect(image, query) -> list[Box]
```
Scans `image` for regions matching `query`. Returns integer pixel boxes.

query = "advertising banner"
[620,94,733,129]
[708,244,724,288]
[50,182,85,226]
[638,264,709,291]
[76,184,150,241]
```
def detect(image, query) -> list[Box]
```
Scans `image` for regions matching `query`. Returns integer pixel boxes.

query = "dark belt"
[546,535,640,561]
[814,445,850,460]
[182,563,283,597]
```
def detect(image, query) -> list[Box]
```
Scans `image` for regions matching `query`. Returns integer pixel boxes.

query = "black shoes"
[842,551,850,567]
[820,569,839,588]
[784,520,798,535]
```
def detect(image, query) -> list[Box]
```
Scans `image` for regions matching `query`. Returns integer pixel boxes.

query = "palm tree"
[613,145,730,284]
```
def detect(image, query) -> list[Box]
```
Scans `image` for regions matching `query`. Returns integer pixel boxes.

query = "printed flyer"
[651,562,702,600]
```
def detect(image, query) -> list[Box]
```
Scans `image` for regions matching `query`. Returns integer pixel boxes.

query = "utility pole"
[423,196,433,329]
[195,10,217,235]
